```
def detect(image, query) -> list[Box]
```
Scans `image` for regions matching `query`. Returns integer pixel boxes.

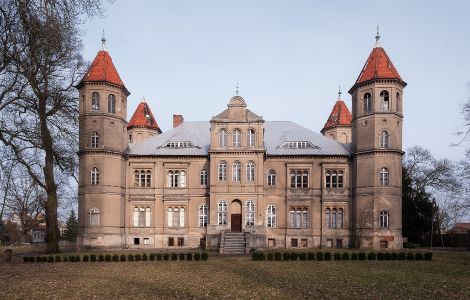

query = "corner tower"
[321,88,352,143]
[127,98,161,144]
[76,37,129,247]
[349,31,406,249]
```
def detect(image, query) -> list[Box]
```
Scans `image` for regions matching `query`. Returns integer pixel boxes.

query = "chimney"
[173,114,184,128]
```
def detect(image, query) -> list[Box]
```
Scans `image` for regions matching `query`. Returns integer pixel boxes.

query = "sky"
[81,0,470,161]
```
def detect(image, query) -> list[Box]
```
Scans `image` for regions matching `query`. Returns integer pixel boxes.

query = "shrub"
[23,257,30,263]
[112,254,119,262]
[316,252,324,261]
[120,255,126,262]
[424,252,433,261]
[415,252,424,261]
[76,255,81,262]
[398,252,406,260]
[90,254,97,262]
[377,252,385,260]
[358,252,366,260]
[283,252,291,261]
[342,252,350,260]
[258,252,266,261]
[128,254,135,262]
[334,253,342,261]
[179,253,185,261]
[194,253,200,261]
[267,252,274,261]
[63,256,69,262]
[201,252,208,261]
[391,253,399,260]
[406,253,414,260]
[163,253,169,261]
[274,252,282,261]
[156,254,162,261]
[403,242,418,249]
[149,254,155,261]
[368,252,377,260]
[171,253,177,261]
[251,252,259,261]
[351,252,358,260]
[105,254,112,262]
[135,254,141,262]
[69,255,76,262]
[41,256,47,263]
[34,256,40,263]
[299,252,307,261]
[48,256,54,263]
[98,255,104,262]
[385,253,392,261]
[82,255,89,262]
[142,253,148,261]
[55,255,62,263]
[290,252,298,261]
[307,252,315,261]
[186,253,193,261]
[324,252,332,261]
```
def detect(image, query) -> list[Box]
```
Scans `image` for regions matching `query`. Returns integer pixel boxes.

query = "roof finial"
[142,96,146,102]
[101,29,107,51]
[375,25,380,48]
[235,82,239,96]
[338,85,342,100]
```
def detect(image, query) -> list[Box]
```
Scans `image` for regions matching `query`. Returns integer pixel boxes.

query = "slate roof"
[355,47,404,85]
[322,100,352,132]
[128,121,350,156]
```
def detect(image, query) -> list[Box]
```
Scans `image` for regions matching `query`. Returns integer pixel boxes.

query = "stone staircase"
[219,232,247,255]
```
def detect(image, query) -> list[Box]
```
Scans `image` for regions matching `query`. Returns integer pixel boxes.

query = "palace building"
[77,32,405,252]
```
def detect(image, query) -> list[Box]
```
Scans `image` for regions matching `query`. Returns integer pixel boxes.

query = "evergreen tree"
[63,209,78,242]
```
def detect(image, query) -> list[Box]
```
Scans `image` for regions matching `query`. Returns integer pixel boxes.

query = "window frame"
[380,130,390,149]
[200,169,208,186]
[267,205,276,228]
[379,210,389,228]
[219,129,227,147]
[91,92,100,112]
[247,129,256,147]
[90,131,99,149]
[379,167,389,186]
[233,129,241,147]
[290,170,308,189]
[167,170,186,188]
[218,200,228,225]
[89,208,100,226]
[218,161,227,182]
[363,92,372,113]
[246,161,255,182]
[267,170,276,186]
[232,161,241,182]
[380,90,390,111]
[91,167,100,185]
[246,200,255,226]
[134,170,152,188]
[107,94,116,114]
[199,204,208,227]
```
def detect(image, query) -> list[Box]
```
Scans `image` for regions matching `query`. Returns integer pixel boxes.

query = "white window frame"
[134,170,151,187]
[168,170,186,188]
[247,129,256,147]
[108,94,116,114]
[200,169,208,186]
[91,167,100,185]
[218,161,227,182]
[89,208,100,226]
[267,205,276,228]
[267,170,276,186]
[246,200,255,226]
[233,161,241,182]
[91,92,100,111]
[379,167,389,186]
[380,130,389,149]
[380,90,390,111]
[246,161,255,182]
[364,92,372,113]
[218,200,228,225]
[233,129,241,147]
[91,131,99,148]
[290,207,309,228]
[379,210,389,228]
[290,170,308,188]
[219,129,227,147]
[199,204,208,227]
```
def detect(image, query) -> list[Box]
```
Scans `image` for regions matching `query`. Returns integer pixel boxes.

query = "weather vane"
[375,25,380,47]
[101,29,107,51]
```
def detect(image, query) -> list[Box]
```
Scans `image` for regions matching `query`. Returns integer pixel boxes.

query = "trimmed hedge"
[307,252,315,261]
[290,252,298,261]
[342,252,350,260]
[334,253,342,261]
[351,252,358,260]
[120,254,127,262]
[424,252,433,261]
[324,252,331,261]
[368,252,377,260]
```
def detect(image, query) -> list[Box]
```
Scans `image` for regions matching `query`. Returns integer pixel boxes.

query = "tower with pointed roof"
[128,98,161,144]
[349,29,405,249]
[76,36,129,247]
[321,87,352,143]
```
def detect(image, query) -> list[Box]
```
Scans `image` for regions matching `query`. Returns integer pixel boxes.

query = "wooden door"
[231,214,242,232]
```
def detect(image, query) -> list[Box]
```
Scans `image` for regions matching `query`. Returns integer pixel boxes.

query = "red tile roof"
[128,101,161,131]
[355,47,404,85]
[79,50,126,90]
[322,100,352,131]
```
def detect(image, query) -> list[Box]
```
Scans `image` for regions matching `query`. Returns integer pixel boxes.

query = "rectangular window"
[177,237,184,246]
[268,238,276,247]
[290,207,309,228]
[336,239,343,248]
[380,240,388,249]
[143,238,150,245]
[134,238,140,245]
[325,170,344,189]
[327,239,333,248]
[291,238,298,247]
[168,237,174,247]
[301,239,308,248]
[134,170,152,187]
[290,170,308,188]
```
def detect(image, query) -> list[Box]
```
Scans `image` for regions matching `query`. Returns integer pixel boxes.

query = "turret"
[321,87,352,143]
[127,98,161,144]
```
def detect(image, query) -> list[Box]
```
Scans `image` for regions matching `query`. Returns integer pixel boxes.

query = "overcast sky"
[81,0,470,161]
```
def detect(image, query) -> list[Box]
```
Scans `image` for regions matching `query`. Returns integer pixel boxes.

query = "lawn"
[1,250,469,299]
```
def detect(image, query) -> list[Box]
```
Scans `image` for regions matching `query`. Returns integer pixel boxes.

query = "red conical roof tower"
[128,98,161,133]
[321,87,352,134]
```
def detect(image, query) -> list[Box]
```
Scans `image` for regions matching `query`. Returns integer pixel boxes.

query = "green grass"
[1,250,469,299]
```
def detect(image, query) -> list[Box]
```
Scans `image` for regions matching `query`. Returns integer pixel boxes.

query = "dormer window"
[280,141,317,149]
[163,141,194,148]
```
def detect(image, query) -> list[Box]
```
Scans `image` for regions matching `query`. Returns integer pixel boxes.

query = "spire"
[101,29,107,51]
[375,26,380,48]
[338,85,342,100]
[235,82,239,96]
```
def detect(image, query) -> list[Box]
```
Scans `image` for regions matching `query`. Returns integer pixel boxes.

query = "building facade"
[77,34,406,250]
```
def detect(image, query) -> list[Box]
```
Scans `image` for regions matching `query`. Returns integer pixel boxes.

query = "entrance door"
[231,214,242,232]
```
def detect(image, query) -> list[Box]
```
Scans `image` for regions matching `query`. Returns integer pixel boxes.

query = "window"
[301,239,308,248]
[268,238,276,247]
[200,169,208,186]
[89,208,100,226]
[380,130,389,149]
[219,129,227,147]
[267,170,276,186]
[199,204,208,227]
[246,161,255,182]
[163,141,194,148]
[91,92,100,111]
[108,94,116,114]
[280,141,317,149]
[326,207,343,229]
[91,167,100,185]
[134,238,140,245]
[218,161,227,181]
[336,239,343,248]
[379,210,389,228]
[168,237,174,246]
[167,207,185,227]
[290,207,309,228]
[332,208,337,228]
[364,92,372,113]
[91,132,99,148]
[396,92,400,111]
[380,90,390,111]
[247,129,256,147]
[177,237,184,246]
[291,238,298,247]
[325,170,343,188]
[133,207,151,227]
[290,170,308,188]
[232,161,241,182]
[326,208,331,228]
[379,167,389,186]
[338,208,343,228]
[143,238,150,245]
[267,205,276,228]
[134,170,151,187]
[168,170,186,188]
[128,134,133,144]
[167,208,173,227]
[233,129,241,147]
[246,200,255,226]
[218,200,228,225]
[380,240,388,248]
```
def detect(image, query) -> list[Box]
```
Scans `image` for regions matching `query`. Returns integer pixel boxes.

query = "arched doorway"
[230,200,242,232]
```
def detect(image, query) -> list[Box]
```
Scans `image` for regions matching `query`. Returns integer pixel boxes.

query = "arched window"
[218,200,228,225]
[380,90,390,111]
[338,171,344,188]
[232,161,241,182]
[199,204,208,227]
[326,208,331,228]
[108,94,116,114]
[133,207,139,227]
[363,93,372,113]
[247,129,256,147]
[380,130,389,149]
[173,208,180,227]
[179,207,185,227]
[128,134,133,144]
[133,207,150,227]
[338,208,343,228]
[267,205,276,228]
[91,167,100,185]
[246,200,255,226]
[139,207,145,227]
[332,208,337,228]
[200,169,208,186]
[290,207,309,228]
[91,132,99,148]
[218,161,227,181]
[91,92,100,111]
[233,129,241,147]
[89,208,100,226]
[379,210,389,228]
[267,170,276,186]
[219,129,227,147]
[246,161,255,182]
[167,208,173,227]
[146,207,151,227]
[379,167,389,186]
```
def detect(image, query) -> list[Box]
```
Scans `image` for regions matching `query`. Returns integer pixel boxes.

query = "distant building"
[450,223,470,234]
